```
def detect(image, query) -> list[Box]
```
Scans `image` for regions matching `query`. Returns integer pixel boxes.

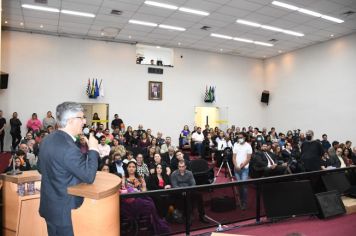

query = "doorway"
[81,103,109,129]
[194,106,228,130]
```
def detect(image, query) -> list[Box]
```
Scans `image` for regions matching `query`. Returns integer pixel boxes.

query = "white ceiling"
[2,0,356,58]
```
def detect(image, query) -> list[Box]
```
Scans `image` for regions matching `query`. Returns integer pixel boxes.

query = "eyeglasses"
[74,116,86,120]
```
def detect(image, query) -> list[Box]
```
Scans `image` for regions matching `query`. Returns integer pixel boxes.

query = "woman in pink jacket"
[26,113,42,134]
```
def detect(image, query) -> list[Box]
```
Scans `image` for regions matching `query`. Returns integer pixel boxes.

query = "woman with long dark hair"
[120,161,169,234]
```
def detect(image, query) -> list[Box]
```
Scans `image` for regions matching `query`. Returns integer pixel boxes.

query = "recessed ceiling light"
[272,1,344,23]
[236,19,261,27]
[330,34,334,37]
[254,41,273,47]
[210,33,232,40]
[159,24,186,31]
[261,25,283,32]
[129,19,157,27]
[211,34,273,47]
[321,15,344,23]
[40,24,43,28]
[233,37,253,43]
[220,49,223,52]
[298,8,322,17]
[263,56,267,58]
[4,21,8,24]
[128,35,132,39]
[178,42,181,46]
[156,46,161,49]
[20,22,24,26]
[283,30,304,37]
[237,19,304,37]
[101,32,104,36]
[278,50,283,53]
[178,7,209,16]
[22,4,59,13]
[271,1,298,11]
[61,9,95,18]
[144,1,178,10]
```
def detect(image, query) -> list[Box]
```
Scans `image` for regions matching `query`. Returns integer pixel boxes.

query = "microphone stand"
[6,152,23,175]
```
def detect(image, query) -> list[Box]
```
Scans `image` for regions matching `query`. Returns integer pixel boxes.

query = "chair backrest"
[190,159,209,173]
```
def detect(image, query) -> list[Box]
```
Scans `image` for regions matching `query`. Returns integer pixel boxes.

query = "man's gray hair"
[56,102,83,128]
[306,130,314,136]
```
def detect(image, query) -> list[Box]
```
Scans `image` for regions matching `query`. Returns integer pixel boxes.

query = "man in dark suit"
[253,143,288,177]
[38,102,99,236]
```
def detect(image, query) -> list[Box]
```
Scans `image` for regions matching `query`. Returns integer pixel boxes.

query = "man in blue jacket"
[38,102,99,236]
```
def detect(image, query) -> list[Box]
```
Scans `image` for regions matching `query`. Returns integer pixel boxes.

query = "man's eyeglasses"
[74,116,86,120]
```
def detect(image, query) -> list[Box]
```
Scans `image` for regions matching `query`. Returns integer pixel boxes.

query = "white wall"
[0,31,265,150]
[264,32,356,143]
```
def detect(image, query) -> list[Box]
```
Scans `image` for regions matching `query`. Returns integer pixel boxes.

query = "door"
[194,107,219,128]
[81,103,109,129]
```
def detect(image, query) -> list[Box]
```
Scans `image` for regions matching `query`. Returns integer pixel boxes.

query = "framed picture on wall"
[148,81,162,100]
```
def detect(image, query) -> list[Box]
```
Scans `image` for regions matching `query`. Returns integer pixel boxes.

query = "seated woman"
[149,153,171,176]
[136,153,150,178]
[147,164,172,217]
[111,138,126,158]
[148,137,161,154]
[179,125,190,148]
[121,161,170,234]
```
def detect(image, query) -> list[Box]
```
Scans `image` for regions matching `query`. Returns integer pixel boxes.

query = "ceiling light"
[237,19,304,37]
[237,19,261,27]
[144,1,178,10]
[271,1,344,24]
[159,24,186,31]
[156,46,161,48]
[330,34,334,37]
[20,22,24,26]
[210,34,273,47]
[178,7,209,16]
[271,1,298,11]
[129,19,157,27]
[61,9,95,17]
[178,42,181,45]
[278,50,283,53]
[210,33,233,40]
[128,35,132,39]
[4,21,8,24]
[283,30,304,37]
[22,4,59,13]
[261,25,283,32]
[254,41,273,47]
[40,24,43,28]
[298,8,322,17]
[101,32,104,36]
[233,37,253,43]
[321,15,344,23]
[219,49,223,52]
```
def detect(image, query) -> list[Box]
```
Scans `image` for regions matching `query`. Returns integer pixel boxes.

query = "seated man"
[160,136,177,155]
[170,160,209,224]
[253,143,288,177]
[191,127,204,157]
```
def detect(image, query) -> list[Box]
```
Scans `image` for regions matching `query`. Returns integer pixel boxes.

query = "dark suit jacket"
[253,151,278,172]
[38,130,98,226]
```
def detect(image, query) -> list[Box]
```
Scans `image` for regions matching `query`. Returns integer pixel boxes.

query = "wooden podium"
[1,170,121,236]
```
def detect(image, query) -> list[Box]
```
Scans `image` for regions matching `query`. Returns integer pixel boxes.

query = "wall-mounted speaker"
[148,67,163,74]
[261,90,269,104]
[0,73,9,89]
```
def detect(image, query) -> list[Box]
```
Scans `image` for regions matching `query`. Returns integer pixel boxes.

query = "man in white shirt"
[232,132,252,210]
[97,136,110,159]
[192,127,204,158]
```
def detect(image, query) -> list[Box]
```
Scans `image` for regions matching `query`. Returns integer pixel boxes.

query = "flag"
[204,86,209,102]
[99,79,104,97]
[208,86,212,101]
[94,79,100,98]
[90,79,95,98]
[86,79,91,96]
[211,86,215,102]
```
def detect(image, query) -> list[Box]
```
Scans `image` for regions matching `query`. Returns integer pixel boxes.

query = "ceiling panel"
[2,0,356,59]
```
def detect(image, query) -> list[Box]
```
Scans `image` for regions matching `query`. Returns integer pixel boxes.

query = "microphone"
[83,127,90,135]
